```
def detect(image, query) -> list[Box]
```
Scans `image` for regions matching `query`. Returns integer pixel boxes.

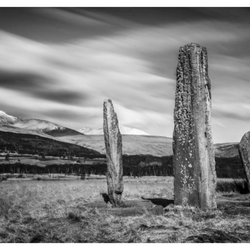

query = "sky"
[0,7,250,143]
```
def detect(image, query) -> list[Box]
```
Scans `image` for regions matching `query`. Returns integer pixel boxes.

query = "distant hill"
[214,142,239,158]
[0,110,242,158]
[60,134,172,156]
[59,133,241,158]
[0,130,100,157]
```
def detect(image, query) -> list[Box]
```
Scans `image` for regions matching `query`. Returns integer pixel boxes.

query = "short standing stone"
[239,132,250,191]
[103,99,123,206]
[173,43,217,209]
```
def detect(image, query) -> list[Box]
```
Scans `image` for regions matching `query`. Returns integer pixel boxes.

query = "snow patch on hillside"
[0,111,19,124]
[14,119,65,131]
[79,125,150,135]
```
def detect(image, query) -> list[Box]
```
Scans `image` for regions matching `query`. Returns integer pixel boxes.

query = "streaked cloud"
[0,8,250,142]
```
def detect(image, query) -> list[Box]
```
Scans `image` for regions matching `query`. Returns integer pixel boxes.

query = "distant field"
[0,157,77,167]
[0,176,250,243]
[60,134,173,156]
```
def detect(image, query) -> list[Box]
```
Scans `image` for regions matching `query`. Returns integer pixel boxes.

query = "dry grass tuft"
[216,179,249,194]
[184,228,244,243]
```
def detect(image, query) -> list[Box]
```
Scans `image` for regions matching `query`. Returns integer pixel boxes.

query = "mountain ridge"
[0,110,150,137]
[0,110,82,137]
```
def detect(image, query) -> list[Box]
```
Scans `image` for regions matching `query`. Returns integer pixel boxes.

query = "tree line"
[0,155,173,177]
[0,154,245,179]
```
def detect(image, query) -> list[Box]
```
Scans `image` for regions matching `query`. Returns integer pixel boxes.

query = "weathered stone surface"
[173,43,217,209]
[103,99,123,206]
[239,132,250,191]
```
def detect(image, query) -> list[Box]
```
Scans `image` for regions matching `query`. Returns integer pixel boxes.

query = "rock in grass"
[173,43,217,209]
[239,132,250,192]
[103,99,124,207]
[0,197,11,217]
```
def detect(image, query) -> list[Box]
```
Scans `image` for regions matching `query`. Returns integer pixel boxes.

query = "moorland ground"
[0,176,250,243]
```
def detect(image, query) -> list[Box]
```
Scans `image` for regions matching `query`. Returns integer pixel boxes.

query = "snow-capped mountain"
[120,126,150,135]
[0,111,19,124]
[79,125,150,135]
[0,110,81,137]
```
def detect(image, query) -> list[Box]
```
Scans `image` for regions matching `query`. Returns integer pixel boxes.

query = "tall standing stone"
[103,99,124,207]
[239,132,250,192]
[173,43,217,209]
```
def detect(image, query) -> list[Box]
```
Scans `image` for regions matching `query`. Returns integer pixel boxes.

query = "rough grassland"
[0,176,250,243]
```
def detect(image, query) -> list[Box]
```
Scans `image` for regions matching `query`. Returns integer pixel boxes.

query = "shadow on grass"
[84,199,173,216]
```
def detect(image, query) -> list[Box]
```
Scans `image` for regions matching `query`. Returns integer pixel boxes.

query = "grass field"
[0,176,250,243]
